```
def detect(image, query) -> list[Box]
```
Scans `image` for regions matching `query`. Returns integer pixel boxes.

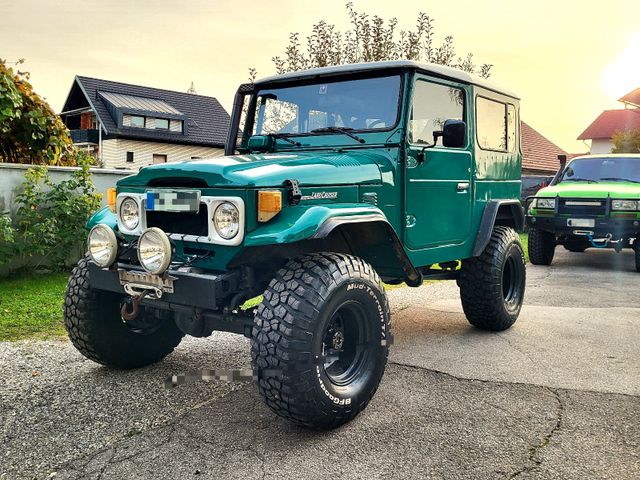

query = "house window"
[155,118,169,130]
[476,97,508,152]
[191,156,201,159]
[130,115,145,128]
[126,151,134,163]
[153,154,167,164]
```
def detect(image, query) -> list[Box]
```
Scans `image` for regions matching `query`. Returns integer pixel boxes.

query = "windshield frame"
[557,156,640,184]
[241,70,406,149]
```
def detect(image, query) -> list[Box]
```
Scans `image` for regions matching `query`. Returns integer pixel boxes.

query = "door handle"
[456,182,470,192]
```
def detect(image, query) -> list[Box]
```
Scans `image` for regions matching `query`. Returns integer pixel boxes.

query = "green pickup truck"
[64,61,527,429]
[527,154,640,271]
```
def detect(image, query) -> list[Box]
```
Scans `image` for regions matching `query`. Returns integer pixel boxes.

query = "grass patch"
[0,272,69,341]
[519,233,529,263]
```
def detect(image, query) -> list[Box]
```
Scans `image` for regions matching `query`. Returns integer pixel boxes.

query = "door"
[405,79,472,250]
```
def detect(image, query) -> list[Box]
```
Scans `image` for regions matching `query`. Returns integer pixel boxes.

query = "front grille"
[558,199,606,217]
[146,204,209,236]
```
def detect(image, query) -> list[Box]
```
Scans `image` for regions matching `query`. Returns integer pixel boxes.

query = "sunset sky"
[2,0,639,152]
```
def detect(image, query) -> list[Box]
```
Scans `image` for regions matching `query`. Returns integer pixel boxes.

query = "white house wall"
[101,139,224,169]
[590,139,613,154]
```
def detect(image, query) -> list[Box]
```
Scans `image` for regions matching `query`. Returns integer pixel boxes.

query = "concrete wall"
[0,163,131,215]
[101,138,223,170]
[590,139,613,154]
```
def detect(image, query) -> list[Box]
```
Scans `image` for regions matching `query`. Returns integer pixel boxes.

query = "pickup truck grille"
[145,205,209,236]
[558,199,606,217]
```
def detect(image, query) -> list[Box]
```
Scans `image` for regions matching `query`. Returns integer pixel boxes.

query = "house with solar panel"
[59,77,230,169]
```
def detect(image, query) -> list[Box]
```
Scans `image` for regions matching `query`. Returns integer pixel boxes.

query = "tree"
[0,59,74,165]
[259,2,492,78]
[611,128,640,153]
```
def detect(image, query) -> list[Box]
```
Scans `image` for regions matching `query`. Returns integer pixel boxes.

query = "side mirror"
[417,119,466,163]
[439,119,466,148]
[247,135,274,153]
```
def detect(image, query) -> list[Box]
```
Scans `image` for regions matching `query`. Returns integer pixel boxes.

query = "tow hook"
[121,291,149,321]
[120,284,163,322]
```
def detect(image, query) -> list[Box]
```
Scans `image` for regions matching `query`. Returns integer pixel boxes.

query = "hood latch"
[284,179,302,205]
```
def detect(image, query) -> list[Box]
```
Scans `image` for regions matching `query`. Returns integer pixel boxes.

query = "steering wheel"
[367,119,386,129]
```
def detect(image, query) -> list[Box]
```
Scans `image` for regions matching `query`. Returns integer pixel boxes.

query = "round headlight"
[87,224,118,268]
[137,227,172,274]
[213,202,240,239]
[119,197,140,231]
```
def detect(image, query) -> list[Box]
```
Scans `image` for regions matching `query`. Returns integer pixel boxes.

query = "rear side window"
[410,80,465,146]
[476,97,518,153]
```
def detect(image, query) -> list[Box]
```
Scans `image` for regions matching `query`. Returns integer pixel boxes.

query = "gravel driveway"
[1,248,638,479]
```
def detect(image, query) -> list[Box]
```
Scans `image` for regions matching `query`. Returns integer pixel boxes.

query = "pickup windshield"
[558,157,640,184]
[252,75,401,138]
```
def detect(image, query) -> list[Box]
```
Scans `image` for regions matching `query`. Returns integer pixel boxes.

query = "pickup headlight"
[535,198,556,209]
[213,202,240,239]
[119,197,140,230]
[611,200,639,211]
[87,224,118,268]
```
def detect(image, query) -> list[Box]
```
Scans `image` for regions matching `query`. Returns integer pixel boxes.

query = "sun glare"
[602,32,640,100]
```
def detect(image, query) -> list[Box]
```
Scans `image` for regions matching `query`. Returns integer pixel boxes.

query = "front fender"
[244,203,385,247]
[86,206,118,230]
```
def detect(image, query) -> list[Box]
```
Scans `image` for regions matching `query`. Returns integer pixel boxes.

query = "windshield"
[558,157,640,183]
[252,75,401,137]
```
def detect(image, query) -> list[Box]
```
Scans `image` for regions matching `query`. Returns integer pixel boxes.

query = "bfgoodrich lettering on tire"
[63,257,184,369]
[251,253,390,429]
[459,226,526,331]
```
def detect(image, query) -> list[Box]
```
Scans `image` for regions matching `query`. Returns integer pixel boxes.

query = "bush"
[0,58,74,165]
[0,156,101,272]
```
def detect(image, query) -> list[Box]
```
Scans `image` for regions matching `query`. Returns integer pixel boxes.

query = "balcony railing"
[70,129,99,145]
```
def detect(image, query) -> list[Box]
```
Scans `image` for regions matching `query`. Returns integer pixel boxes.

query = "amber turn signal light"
[107,187,117,212]
[258,190,282,222]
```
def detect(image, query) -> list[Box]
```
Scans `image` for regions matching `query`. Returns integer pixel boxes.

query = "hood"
[537,182,640,199]
[117,151,387,188]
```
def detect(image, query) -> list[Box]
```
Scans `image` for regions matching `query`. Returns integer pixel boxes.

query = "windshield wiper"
[600,177,640,184]
[561,178,598,183]
[309,127,365,144]
[267,133,301,147]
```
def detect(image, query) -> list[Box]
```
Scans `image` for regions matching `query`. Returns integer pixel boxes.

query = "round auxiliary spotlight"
[137,227,172,274]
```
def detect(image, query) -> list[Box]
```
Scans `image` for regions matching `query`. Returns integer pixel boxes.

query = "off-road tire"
[459,226,526,331]
[63,257,184,369]
[251,253,390,429]
[529,227,556,265]
[635,242,640,273]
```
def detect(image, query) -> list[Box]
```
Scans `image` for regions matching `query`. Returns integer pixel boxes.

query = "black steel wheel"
[459,226,526,331]
[63,257,184,369]
[251,253,390,429]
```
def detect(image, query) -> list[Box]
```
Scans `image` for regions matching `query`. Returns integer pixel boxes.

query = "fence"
[0,163,131,215]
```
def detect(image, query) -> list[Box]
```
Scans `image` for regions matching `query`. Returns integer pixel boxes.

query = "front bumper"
[88,261,241,312]
[526,215,640,238]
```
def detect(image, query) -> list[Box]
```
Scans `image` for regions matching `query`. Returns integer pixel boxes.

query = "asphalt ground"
[1,248,638,479]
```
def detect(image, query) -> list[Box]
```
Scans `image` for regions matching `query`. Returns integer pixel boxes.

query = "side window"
[507,104,518,153]
[410,81,464,146]
[477,97,515,152]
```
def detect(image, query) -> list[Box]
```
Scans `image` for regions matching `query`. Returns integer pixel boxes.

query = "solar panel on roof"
[98,91,183,115]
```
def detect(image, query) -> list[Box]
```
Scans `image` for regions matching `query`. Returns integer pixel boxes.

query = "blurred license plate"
[146,190,200,212]
[567,218,595,228]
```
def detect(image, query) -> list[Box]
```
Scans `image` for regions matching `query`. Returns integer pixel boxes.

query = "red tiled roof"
[577,109,640,140]
[521,121,568,173]
[619,88,640,107]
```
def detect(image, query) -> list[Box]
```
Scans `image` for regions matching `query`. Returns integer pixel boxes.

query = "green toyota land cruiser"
[64,61,527,429]
[527,154,640,271]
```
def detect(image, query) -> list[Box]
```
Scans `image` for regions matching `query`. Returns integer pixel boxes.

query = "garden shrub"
[0,156,101,272]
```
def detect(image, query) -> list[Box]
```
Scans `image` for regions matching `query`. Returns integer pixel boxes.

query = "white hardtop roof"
[255,60,519,99]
